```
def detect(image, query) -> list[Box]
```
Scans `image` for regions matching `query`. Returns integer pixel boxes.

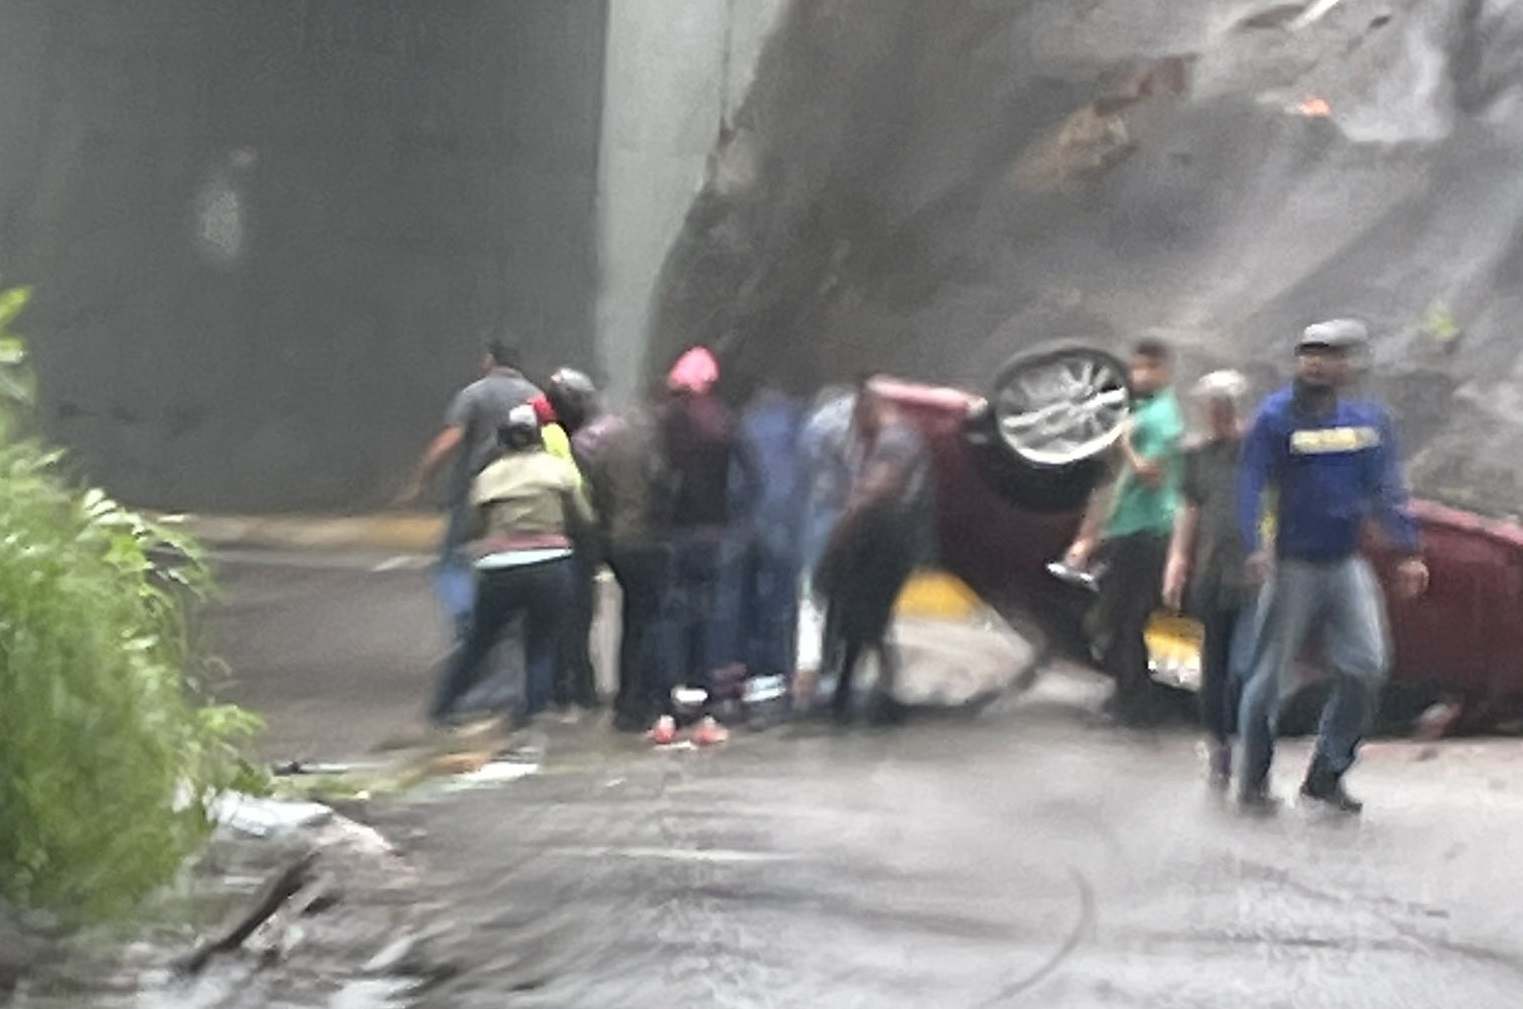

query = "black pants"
[555,547,601,709]
[607,545,673,722]
[1097,531,1169,713]
[820,505,916,719]
[429,557,573,723]
[1198,606,1245,745]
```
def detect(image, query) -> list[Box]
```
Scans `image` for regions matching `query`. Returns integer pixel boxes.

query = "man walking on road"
[1164,370,1255,788]
[1063,339,1185,725]
[1236,319,1429,814]
[400,339,540,638]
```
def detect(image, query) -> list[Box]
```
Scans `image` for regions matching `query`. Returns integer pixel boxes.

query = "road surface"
[201,551,1523,1008]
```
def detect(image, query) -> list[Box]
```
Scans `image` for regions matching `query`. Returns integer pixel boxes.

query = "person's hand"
[1245,550,1273,586]
[1162,556,1189,611]
[1133,459,1164,488]
[1394,556,1430,600]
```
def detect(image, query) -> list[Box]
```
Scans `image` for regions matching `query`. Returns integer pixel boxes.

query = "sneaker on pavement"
[648,715,678,746]
[692,716,729,747]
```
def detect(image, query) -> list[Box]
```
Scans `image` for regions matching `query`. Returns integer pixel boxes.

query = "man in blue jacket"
[1236,319,1429,814]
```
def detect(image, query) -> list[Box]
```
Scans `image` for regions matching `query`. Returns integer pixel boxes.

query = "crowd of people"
[403,317,1430,815]
[1060,320,1428,814]
[401,342,934,748]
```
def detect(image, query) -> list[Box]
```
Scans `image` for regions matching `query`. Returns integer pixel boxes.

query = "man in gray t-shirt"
[401,340,540,634]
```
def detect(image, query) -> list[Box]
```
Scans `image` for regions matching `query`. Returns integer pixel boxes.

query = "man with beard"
[1235,319,1429,814]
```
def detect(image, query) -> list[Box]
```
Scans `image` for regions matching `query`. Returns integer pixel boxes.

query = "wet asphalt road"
[207,553,1523,1007]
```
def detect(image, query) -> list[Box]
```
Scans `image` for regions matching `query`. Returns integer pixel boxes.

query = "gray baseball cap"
[1297,318,1369,353]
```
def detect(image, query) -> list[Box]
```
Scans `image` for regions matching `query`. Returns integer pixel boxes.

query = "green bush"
[0,284,260,920]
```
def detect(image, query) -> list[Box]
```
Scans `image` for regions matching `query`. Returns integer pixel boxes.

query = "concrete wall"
[595,0,791,403]
[0,0,607,512]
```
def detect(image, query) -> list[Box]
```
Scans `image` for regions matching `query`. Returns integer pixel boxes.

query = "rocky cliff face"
[651,0,1523,510]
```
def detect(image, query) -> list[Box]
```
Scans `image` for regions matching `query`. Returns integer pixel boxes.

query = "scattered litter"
[210,793,334,838]
[270,760,363,777]
[178,851,317,974]
[312,816,398,858]
[444,761,540,789]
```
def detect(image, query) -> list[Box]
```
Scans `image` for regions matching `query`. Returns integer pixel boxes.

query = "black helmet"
[546,367,598,434]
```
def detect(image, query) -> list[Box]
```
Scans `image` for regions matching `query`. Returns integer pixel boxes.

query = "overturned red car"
[872,346,1523,732]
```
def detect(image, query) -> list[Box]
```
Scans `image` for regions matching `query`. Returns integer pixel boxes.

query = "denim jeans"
[435,504,477,640]
[669,528,725,690]
[1198,605,1254,745]
[429,556,574,723]
[1238,557,1389,789]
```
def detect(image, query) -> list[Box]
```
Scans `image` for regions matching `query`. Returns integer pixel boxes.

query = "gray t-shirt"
[445,371,540,506]
[1182,437,1251,614]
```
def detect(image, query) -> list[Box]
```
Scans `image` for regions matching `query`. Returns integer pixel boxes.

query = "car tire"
[966,342,1132,514]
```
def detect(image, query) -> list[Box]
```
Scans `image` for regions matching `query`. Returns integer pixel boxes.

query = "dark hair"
[1132,338,1172,364]
[486,338,520,369]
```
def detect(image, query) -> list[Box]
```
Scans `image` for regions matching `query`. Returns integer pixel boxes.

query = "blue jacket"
[1238,387,1421,562]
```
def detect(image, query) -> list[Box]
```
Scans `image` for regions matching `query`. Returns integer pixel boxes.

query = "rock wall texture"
[651,0,1523,510]
[0,0,606,511]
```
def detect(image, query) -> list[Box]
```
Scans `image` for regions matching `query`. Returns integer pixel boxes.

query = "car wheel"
[965,342,1132,513]
[992,342,1132,467]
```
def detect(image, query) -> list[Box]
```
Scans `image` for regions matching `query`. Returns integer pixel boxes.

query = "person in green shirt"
[1062,338,1185,724]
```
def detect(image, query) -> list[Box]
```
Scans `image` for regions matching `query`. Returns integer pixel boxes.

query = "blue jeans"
[669,528,725,690]
[741,539,801,680]
[1238,557,1389,790]
[436,504,476,639]
[1197,604,1257,745]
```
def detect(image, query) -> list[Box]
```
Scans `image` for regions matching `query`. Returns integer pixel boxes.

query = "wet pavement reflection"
[376,677,1523,1008]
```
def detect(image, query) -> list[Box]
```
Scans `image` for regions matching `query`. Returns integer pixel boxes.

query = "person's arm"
[398,388,473,504]
[397,426,463,503]
[1369,411,1420,555]
[1237,410,1276,580]
[560,460,597,531]
[1369,410,1428,599]
[1163,504,1199,611]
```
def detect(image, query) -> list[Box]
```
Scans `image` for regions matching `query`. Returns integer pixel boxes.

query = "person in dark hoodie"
[659,347,752,744]
[1235,319,1429,815]
[575,388,677,735]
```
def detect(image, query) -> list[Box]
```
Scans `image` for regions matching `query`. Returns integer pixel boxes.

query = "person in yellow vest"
[530,393,577,475]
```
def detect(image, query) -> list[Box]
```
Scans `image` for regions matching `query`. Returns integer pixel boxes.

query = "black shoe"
[1207,743,1233,793]
[864,691,907,727]
[1301,762,1363,815]
[611,710,650,734]
[1239,783,1281,816]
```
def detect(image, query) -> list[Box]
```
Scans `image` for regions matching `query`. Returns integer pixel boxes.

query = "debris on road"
[178,851,317,975]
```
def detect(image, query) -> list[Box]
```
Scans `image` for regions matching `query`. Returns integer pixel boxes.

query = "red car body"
[878,377,1523,730]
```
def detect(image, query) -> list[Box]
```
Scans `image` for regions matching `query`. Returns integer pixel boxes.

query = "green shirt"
[1104,389,1184,539]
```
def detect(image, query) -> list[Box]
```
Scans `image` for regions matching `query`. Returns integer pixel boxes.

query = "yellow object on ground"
[894,570,985,620]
